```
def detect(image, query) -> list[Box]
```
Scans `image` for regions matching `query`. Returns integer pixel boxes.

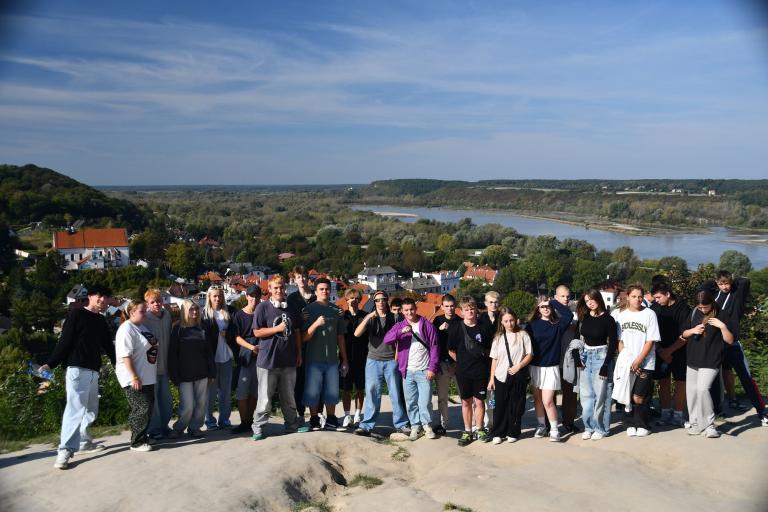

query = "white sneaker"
[79,441,105,454]
[549,431,561,442]
[534,426,548,438]
[581,432,593,440]
[319,414,326,429]
[591,432,605,441]
[53,450,72,469]
[409,426,423,441]
[342,415,353,428]
[705,427,721,438]
[761,416,768,427]
[425,425,436,439]
[636,428,651,437]
[353,412,362,424]
[492,436,502,445]
[130,443,153,452]
[626,427,637,437]
[506,436,518,443]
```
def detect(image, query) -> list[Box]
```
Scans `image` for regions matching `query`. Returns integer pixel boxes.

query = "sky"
[1,0,767,185]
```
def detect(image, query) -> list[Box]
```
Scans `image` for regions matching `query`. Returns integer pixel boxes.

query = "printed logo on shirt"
[475,333,483,343]
[143,330,158,364]
[272,312,293,344]
[620,321,647,334]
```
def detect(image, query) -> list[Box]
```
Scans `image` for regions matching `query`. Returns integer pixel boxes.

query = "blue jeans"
[174,378,208,433]
[303,361,340,408]
[579,347,613,435]
[359,358,409,431]
[58,367,99,455]
[404,369,433,428]
[149,373,173,436]
[206,361,233,427]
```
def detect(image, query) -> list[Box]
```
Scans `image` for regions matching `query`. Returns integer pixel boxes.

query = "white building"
[357,266,399,293]
[54,228,130,271]
[415,270,461,294]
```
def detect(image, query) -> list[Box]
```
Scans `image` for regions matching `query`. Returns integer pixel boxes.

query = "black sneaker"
[354,427,371,436]
[458,430,473,446]
[325,415,342,431]
[309,416,322,431]
[433,425,446,437]
[231,423,252,434]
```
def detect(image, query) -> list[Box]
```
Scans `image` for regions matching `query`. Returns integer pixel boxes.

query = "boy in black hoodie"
[702,270,766,426]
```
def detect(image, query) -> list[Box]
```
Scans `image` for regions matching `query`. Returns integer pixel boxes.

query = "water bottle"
[28,362,54,380]
[487,389,496,410]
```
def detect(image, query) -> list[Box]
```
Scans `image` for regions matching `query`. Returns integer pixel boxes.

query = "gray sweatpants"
[686,366,719,433]
[252,367,299,436]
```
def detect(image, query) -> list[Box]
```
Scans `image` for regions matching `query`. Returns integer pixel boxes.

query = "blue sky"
[1,0,767,185]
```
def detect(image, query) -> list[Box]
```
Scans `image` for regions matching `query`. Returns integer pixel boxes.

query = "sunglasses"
[209,285,223,290]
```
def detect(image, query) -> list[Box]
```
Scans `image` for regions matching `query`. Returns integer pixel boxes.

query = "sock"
[344,410,350,416]
[537,416,545,427]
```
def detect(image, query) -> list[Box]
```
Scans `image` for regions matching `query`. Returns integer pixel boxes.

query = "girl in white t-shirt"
[115,300,158,452]
[616,285,661,437]
[488,309,533,444]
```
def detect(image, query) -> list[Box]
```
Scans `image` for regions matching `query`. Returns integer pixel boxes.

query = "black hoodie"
[650,297,691,348]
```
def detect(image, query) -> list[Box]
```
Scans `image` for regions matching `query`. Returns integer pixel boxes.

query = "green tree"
[11,292,65,332]
[165,242,200,279]
[436,233,457,252]
[572,258,605,293]
[718,250,753,277]
[502,290,536,318]
[481,245,510,268]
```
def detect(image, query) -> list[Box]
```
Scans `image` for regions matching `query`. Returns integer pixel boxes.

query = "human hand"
[131,377,142,391]
[401,325,412,334]
[691,324,705,336]
[659,349,673,364]
[599,364,608,380]
[439,322,449,331]
[487,380,495,391]
[630,358,644,375]
[707,318,725,329]
[314,316,326,327]
[508,364,518,376]
[426,370,435,381]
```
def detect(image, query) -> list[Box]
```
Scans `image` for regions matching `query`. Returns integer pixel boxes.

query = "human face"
[402,303,418,323]
[147,297,163,316]
[246,294,259,306]
[716,279,732,294]
[88,293,108,313]
[130,303,147,324]
[441,300,456,318]
[585,295,600,312]
[555,287,570,306]
[188,305,200,322]
[316,283,331,301]
[652,292,671,306]
[697,303,713,315]
[501,313,516,332]
[485,296,499,312]
[294,274,308,289]
[374,296,388,313]
[269,281,286,301]
[462,304,477,323]
[538,302,551,319]
[627,289,644,311]
[390,305,401,316]
[346,294,359,308]
[209,291,224,310]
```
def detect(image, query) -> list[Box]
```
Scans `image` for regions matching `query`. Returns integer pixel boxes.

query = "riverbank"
[2,400,766,512]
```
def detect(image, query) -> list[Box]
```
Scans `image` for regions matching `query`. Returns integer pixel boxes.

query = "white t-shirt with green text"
[617,308,660,370]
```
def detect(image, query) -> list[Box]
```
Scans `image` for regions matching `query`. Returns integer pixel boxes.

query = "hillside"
[0,164,148,231]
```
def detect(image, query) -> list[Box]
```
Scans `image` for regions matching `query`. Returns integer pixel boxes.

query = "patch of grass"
[391,446,410,462]
[291,500,333,512]
[348,473,383,489]
[444,503,474,512]
[0,424,126,454]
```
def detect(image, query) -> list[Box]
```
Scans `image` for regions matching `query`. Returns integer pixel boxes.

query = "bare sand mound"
[1,400,767,512]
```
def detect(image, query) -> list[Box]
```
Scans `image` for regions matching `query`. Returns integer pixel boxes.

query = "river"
[351,205,768,270]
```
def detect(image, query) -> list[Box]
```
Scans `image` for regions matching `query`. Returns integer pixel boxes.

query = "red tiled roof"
[335,295,371,312]
[54,228,129,250]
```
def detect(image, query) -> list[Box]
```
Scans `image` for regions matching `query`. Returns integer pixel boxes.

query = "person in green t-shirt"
[302,278,349,431]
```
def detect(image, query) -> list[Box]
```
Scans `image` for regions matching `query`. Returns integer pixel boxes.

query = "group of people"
[41,265,766,469]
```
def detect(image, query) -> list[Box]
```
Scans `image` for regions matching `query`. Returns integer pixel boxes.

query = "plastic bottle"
[28,362,54,380]
[487,389,495,409]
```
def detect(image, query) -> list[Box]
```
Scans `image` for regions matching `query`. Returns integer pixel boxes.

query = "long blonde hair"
[180,299,201,328]
[204,286,229,322]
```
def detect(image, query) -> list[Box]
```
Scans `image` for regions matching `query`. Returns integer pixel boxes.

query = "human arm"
[337,334,348,368]
[295,330,303,367]
[354,312,377,338]
[46,311,78,370]
[488,357,497,390]
[599,315,619,378]
[167,324,180,385]
[383,321,407,345]
[509,333,533,376]
[302,314,327,342]
[122,357,143,390]
[708,317,735,344]
[424,320,439,378]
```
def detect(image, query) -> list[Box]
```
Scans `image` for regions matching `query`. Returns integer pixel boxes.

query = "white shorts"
[530,365,561,391]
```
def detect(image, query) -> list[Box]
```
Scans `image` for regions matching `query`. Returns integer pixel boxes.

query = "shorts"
[529,365,561,391]
[236,363,259,400]
[632,369,654,399]
[653,349,687,381]
[340,352,366,392]
[456,374,488,401]
[303,361,340,407]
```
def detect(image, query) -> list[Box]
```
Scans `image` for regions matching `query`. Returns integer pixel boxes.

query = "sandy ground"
[1,397,767,512]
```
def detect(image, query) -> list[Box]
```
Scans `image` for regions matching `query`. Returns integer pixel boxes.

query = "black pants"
[711,342,766,416]
[627,370,653,430]
[124,384,155,447]
[490,373,528,439]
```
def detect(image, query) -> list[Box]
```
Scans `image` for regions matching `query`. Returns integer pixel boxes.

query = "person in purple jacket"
[383,298,439,441]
